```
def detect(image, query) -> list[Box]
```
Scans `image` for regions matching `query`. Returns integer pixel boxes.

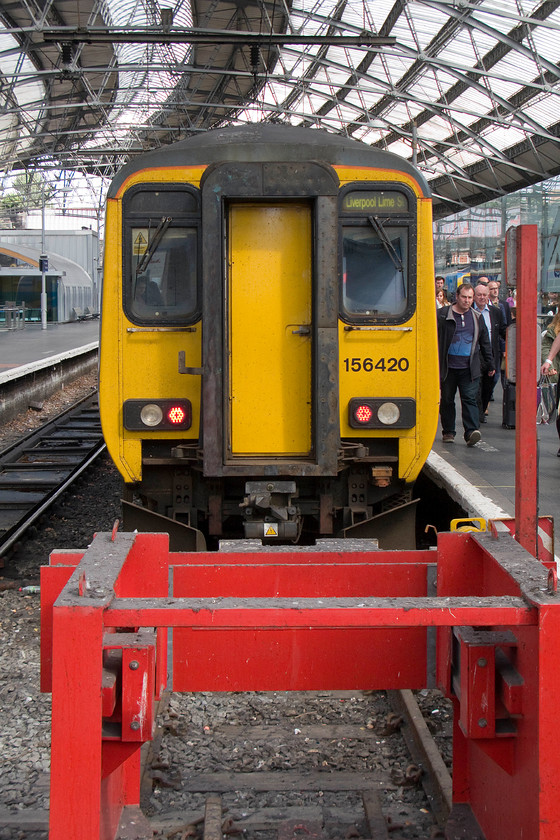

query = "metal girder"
[39,27,395,47]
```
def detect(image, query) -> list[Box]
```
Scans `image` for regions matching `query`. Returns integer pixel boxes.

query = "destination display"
[341,190,409,213]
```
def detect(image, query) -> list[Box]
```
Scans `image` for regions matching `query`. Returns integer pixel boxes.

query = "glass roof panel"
[0,0,558,215]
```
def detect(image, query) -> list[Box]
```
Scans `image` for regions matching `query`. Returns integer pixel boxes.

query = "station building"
[0,241,95,325]
[0,227,99,324]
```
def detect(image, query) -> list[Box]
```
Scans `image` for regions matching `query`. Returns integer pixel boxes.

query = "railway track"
[0,685,453,839]
[144,689,453,840]
[0,391,105,562]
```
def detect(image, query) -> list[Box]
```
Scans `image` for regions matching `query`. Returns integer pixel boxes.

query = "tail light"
[123,399,192,431]
[348,398,416,429]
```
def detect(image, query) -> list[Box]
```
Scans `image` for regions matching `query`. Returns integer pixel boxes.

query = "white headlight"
[377,402,400,425]
[140,403,163,427]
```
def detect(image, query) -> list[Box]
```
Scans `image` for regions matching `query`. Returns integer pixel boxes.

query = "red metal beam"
[514,224,539,556]
[40,530,560,840]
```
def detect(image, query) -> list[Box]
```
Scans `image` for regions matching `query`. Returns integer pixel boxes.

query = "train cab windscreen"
[123,186,200,325]
[343,226,407,317]
[340,187,412,321]
[130,226,197,322]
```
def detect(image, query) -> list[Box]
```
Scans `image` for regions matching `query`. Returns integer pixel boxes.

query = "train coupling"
[240,480,300,540]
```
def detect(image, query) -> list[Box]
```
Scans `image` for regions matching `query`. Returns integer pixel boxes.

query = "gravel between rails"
[0,374,453,840]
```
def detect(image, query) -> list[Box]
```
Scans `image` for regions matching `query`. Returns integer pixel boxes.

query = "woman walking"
[541,311,560,455]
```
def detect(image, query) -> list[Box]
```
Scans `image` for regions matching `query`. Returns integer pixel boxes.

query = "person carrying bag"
[540,312,560,448]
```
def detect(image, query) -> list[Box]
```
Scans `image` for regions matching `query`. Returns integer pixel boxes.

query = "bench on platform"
[73,306,99,321]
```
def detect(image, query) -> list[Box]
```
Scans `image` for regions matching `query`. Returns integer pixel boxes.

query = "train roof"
[108,124,430,198]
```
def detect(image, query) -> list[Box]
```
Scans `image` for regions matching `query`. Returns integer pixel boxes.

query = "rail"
[0,392,105,561]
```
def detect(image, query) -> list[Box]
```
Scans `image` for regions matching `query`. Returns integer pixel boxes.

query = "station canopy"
[1,0,560,216]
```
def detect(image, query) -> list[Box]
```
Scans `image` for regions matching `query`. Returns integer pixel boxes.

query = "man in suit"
[487,280,512,327]
[473,281,506,422]
[487,279,511,387]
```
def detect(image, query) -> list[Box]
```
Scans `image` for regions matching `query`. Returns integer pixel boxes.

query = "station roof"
[1,0,560,217]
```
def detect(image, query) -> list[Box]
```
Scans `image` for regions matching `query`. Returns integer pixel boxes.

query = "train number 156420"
[343,357,409,372]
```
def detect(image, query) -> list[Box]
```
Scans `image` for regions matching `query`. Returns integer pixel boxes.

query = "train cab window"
[340,187,414,322]
[123,186,201,325]
[130,226,198,322]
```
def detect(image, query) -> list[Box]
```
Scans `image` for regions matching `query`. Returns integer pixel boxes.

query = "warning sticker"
[264,523,279,537]
[133,230,148,256]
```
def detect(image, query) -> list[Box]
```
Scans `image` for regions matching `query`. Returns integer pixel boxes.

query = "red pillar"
[538,603,560,837]
[50,603,105,839]
[514,224,538,557]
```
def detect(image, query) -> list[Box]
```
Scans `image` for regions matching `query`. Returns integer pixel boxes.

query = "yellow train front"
[99,124,439,550]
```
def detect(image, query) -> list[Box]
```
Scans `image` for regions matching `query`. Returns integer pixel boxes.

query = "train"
[99,124,439,550]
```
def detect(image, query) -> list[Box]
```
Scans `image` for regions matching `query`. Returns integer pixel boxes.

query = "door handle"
[291,326,311,336]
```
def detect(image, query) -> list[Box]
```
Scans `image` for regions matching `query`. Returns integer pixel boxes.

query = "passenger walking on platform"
[543,292,559,327]
[435,274,454,304]
[435,275,445,308]
[437,282,494,446]
[541,313,560,455]
[487,279,511,387]
[487,280,512,326]
[436,288,448,309]
[541,326,560,378]
[473,281,505,422]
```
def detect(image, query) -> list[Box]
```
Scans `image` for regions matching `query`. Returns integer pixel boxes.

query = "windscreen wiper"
[367,215,403,273]
[135,216,172,276]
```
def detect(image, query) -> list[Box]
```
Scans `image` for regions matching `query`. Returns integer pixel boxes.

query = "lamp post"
[40,184,47,330]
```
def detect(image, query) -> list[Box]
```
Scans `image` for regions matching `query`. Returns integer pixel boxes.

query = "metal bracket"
[452,627,522,740]
[178,350,203,376]
[102,631,157,742]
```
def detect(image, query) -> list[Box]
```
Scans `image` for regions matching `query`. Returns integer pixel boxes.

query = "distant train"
[443,270,470,298]
[443,269,501,298]
[99,124,439,550]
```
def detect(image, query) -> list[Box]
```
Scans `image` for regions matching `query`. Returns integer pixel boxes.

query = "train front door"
[227,203,312,458]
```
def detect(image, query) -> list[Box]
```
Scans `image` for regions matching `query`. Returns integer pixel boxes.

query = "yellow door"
[229,203,312,457]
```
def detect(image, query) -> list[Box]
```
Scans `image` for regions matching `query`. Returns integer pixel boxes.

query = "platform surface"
[430,382,560,544]
[0,321,99,373]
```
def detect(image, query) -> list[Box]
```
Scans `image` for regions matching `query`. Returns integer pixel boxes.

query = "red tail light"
[167,405,186,424]
[354,404,374,424]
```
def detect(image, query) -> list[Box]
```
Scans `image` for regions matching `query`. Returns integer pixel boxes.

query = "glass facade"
[433,175,560,298]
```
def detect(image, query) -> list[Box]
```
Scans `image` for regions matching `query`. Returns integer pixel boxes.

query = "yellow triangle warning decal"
[265,524,278,537]
[133,230,149,255]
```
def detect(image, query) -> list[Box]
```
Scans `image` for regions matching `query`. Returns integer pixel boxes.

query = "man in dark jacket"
[437,283,495,446]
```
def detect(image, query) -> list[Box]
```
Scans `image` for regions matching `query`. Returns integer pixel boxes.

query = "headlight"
[140,404,163,427]
[377,402,400,425]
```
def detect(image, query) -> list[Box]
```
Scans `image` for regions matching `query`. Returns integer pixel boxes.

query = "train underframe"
[121,438,418,551]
